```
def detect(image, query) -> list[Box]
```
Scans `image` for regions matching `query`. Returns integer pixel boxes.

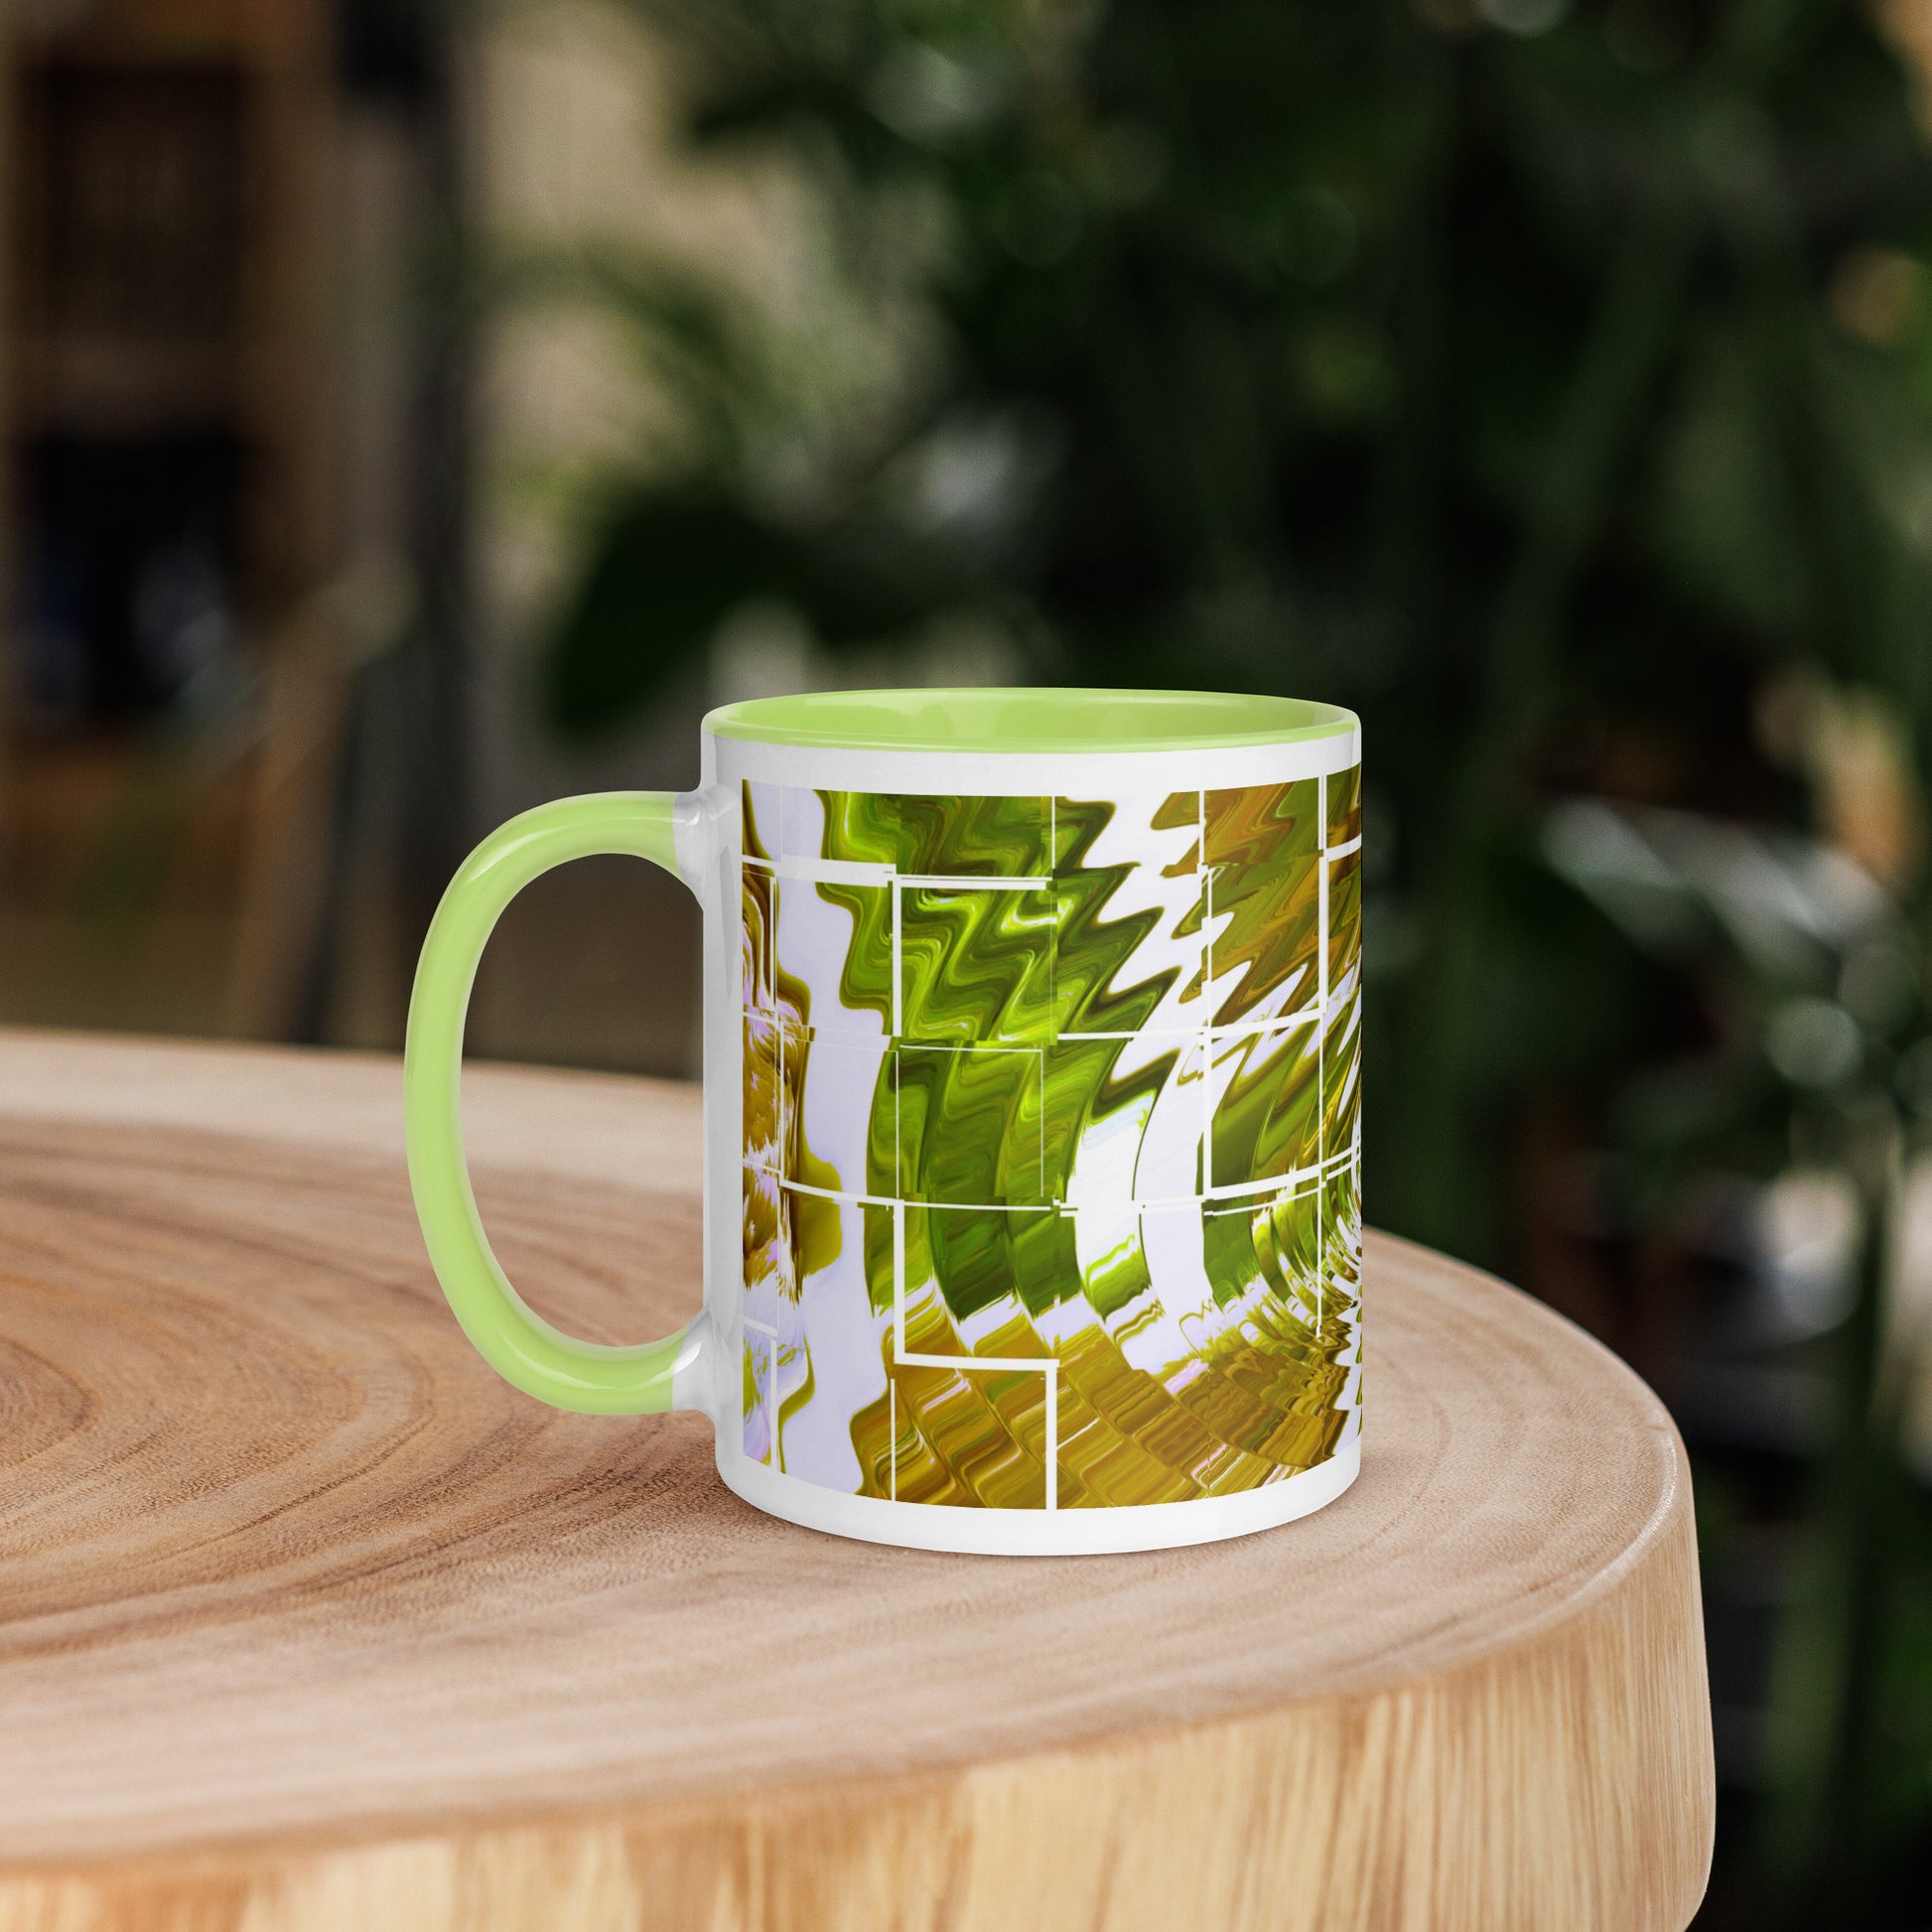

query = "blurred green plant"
[507,0,1932,1917]
[1546,759,1932,1926]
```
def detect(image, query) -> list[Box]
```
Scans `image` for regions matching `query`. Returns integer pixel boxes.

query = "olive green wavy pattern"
[741,775,1361,1508]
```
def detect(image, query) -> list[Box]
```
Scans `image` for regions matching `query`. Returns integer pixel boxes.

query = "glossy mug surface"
[405,689,1363,1554]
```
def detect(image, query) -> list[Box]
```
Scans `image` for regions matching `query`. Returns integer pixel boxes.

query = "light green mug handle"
[404,791,695,1414]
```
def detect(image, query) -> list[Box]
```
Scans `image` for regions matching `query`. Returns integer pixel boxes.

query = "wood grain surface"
[0,1031,1714,1932]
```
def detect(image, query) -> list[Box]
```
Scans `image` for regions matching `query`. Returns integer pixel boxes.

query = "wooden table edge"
[0,1037,1717,1931]
[0,1419,1715,1931]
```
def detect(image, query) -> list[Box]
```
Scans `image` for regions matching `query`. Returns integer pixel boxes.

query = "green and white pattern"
[741,773,1361,1510]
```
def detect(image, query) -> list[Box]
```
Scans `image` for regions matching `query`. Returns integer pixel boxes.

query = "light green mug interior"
[704,686,1356,754]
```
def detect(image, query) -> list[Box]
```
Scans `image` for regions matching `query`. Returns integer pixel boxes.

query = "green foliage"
[526,0,1932,1215]
[543,493,947,727]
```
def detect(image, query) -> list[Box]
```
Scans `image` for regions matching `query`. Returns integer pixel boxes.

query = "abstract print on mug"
[740,771,1362,1511]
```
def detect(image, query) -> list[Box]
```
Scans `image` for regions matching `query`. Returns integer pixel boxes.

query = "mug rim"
[704,686,1356,755]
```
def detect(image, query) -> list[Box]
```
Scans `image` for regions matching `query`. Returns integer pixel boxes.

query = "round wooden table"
[0,1032,1713,1932]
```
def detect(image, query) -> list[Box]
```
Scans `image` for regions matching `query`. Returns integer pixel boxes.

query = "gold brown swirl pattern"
[741,771,1363,1509]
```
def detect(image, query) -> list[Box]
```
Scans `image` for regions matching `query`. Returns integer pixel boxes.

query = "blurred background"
[5,0,1932,1918]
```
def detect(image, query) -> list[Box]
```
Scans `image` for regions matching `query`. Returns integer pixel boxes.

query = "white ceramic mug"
[406,688,1362,1554]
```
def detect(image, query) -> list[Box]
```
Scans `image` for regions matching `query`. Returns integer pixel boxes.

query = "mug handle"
[404,791,708,1414]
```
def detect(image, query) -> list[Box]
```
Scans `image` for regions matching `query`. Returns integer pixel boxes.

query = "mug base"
[716,1428,1362,1557]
